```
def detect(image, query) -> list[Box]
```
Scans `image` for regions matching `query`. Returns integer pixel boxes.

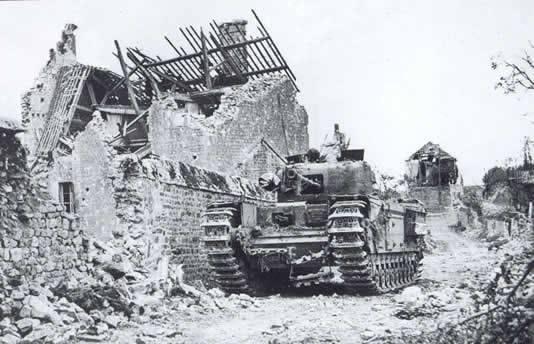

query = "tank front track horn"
[201,207,249,294]
[328,201,375,292]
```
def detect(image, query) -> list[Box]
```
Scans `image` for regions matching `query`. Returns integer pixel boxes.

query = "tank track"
[329,201,423,294]
[201,207,250,294]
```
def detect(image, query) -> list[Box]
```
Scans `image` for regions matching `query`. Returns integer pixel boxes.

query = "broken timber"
[123,10,298,93]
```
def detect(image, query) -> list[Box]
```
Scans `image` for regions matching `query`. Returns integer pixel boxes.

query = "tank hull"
[202,195,426,294]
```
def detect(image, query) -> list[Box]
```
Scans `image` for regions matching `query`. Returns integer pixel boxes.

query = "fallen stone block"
[0,319,11,332]
[15,318,40,337]
[96,322,109,335]
[10,290,26,301]
[77,334,107,342]
[1,325,19,338]
[360,330,375,341]
[60,312,76,324]
[18,305,32,318]
[25,295,62,325]
[397,285,423,302]
[103,314,122,329]
[0,333,21,344]
[53,284,137,317]
[207,288,225,299]
[488,237,509,250]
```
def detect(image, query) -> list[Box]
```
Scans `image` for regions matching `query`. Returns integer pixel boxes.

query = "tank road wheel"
[416,252,424,281]
[369,252,423,293]
[201,207,250,294]
[372,255,389,293]
[329,201,377,294]
[405,256,412,283]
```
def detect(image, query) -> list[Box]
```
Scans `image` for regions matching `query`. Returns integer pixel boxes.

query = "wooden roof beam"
[145,36,270,68]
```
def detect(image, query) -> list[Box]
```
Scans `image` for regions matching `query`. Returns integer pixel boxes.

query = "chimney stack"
[218,20,248,75]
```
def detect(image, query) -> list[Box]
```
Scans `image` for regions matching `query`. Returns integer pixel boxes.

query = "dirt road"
[109,214,499,344]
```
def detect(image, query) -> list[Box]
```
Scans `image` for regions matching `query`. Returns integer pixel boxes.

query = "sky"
[1,0,534,185]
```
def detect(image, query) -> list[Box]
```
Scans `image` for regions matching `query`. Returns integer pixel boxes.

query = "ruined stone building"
[20,13,309,282]
[406,142,462,212]
[502,138,534,213]
[0,118,88,288]
[406,142,459,187]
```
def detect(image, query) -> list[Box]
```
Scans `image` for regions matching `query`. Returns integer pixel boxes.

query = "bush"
[483,167,509,191]
[378,252,534,343]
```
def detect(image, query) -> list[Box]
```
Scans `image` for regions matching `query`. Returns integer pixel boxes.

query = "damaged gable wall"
[21,24,78,158]
[40,115,119,242]
[406,142,463,212]
[50,116,273,282]
[18,25,308,284]
[149,75,309,181]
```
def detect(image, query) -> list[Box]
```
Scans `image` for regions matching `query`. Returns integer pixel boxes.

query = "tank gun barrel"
[261,138,288,165]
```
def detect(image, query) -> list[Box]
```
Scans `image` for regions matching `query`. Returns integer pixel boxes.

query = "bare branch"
[517,79,534,90]
[507,259,534,301]
[521,55,534,70]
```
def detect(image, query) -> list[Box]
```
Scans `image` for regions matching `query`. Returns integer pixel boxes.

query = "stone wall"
[149,75,309,182]
[0,129,90,288]
[111,156,272,282]
[44,117,119,242]
[36,116,273,282]
[0,203,88,287]
[72,121,118,242]
[408,186,453,213]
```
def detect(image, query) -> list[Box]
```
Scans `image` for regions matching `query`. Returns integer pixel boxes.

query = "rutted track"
[111,214,501,344]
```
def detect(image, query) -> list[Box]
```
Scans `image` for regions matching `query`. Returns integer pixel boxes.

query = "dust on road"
[109,215,499,344]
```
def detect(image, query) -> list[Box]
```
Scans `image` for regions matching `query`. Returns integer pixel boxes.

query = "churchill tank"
[201,147,426,295]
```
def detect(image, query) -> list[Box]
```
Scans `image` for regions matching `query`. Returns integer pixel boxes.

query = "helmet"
[305,148,321,163]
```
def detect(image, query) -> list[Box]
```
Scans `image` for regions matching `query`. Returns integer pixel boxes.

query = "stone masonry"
[19,24,309,285]
[35,116,273,282]
[149,74,309,182]
[108,154,272,282]
[0,122,90,289]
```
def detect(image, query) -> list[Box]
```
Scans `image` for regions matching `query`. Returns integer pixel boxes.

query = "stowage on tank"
[201,143,427,295]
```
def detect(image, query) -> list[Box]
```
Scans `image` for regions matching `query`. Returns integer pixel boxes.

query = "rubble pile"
[380,220,534,343]
[0,230,167,343]
[0,129,147,343]
[0,278,102,343]
[393,285,471,321]
[0,221,132,343]
[107,288,261,343]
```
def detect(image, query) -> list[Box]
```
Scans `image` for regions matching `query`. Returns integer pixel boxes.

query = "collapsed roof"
[120,9,298,97]
[30,10,299,159]
[408,142,456,161]
[35,65,144,156]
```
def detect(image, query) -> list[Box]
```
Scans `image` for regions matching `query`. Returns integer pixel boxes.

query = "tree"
[376,173,404,200]
[492,42,534,94]
[482,166,508,189]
